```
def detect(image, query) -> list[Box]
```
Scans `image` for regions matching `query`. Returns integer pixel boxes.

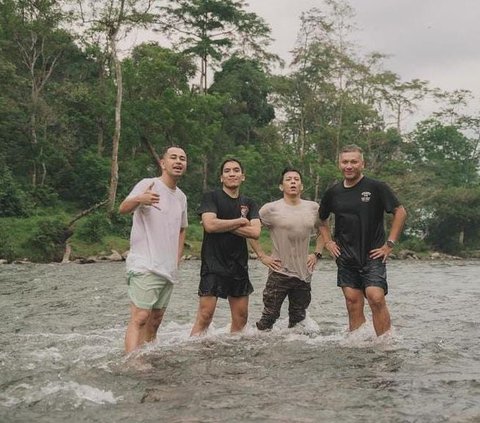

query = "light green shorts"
[127,272,174,310]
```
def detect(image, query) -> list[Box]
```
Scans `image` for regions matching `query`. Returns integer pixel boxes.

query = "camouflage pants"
[256,272,311,330]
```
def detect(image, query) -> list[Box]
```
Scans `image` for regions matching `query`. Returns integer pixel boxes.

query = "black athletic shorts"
[198,273,254,299]
[337,258,388,295]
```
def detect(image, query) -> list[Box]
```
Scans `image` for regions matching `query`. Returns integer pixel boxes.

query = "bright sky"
[247,0,480,95]
[127,0,480,128]
[246,0,480,126]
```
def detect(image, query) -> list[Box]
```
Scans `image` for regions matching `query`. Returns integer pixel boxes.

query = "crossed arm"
[201,212,261,240]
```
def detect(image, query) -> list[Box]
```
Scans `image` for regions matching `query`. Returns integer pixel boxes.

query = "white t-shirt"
[125,178,188,283]
[260,199,320,283]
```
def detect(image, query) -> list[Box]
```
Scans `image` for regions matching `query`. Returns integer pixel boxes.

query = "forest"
[0,0,479,262]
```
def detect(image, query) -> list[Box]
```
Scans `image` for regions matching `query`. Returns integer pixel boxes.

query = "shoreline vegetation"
[1,216,479,265]
[1,250,479,266]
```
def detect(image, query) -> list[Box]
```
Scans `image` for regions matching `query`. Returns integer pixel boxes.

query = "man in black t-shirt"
[319,145,407,336]
[190,158,261,336]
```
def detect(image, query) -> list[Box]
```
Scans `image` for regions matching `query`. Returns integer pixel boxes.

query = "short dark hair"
[219,158,244,175]
[161,145,185,158]
[279,167,302,184]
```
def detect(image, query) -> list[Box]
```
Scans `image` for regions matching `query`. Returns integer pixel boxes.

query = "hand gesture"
[325,240,340,258]
[140,181,160,209]
[307,253,317,272]
[369,244,392,263]
[259,255,283,272]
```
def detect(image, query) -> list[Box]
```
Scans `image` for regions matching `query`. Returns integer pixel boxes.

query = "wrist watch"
[314,251,322,259]
[386,240,395,248]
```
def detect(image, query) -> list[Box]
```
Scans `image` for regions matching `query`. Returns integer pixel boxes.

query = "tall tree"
[1,0,71,187]
[158,0,275,93]
[73,0,155,212]
[406,119,478,187]
[209,55,275,145]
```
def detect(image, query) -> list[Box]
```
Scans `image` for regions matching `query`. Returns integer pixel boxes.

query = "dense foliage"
[0,0,479,261]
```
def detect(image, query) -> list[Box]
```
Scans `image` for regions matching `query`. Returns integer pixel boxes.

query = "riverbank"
[1,213,479,264]
[1,247,479,265]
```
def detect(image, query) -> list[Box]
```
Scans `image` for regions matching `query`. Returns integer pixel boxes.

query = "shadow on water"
[0,260,479,422]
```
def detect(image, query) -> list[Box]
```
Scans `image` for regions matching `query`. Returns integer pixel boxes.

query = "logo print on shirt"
[361,191,372,202]
[240,205,249,218]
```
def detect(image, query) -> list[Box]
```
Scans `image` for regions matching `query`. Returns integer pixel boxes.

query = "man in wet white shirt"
[119,146,187,353]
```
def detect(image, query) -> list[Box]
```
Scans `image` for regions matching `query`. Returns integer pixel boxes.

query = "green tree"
[73,0,156,212]
[209,55,275,145]
[406,119,478,187]
[158,0,276,93]
[0,157,29,217]
[427,187,480,253]
[0,0,74,187]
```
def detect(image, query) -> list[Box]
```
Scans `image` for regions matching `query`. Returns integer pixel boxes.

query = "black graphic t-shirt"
[198,189,260,279]
[319,176,401,267]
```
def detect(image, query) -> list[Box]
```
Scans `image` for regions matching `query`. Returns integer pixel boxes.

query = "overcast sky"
[246,0,480,107]
[128,0,480,127]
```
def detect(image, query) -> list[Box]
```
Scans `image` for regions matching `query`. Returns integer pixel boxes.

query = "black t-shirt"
[319,176,401,267]
[198,189,260,279]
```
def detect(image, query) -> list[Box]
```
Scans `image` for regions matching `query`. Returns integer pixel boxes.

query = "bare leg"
[125,304,151,353]
[365,286,391,336]
[228,296,249,333]
[144,308,166,343]
[190,296,218,336]
[342,287,366,331]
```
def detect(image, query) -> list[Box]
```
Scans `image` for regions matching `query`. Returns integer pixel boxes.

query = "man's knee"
[233,307,248,323]
[131,308,151,327]
[344,294,363,310]
[366,289,386,311]
[198,306,215,324]
[148,309,165,328]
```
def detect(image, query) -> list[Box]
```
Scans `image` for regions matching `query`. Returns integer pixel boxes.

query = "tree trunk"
[107,34,122,213]
[202,155,208,191]
[62,199,109,263]
[30,108,38,187]
[314,173,320,203]
[141,136,162,173]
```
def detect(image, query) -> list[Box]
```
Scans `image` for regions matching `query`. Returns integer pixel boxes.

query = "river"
[0,260,479,422]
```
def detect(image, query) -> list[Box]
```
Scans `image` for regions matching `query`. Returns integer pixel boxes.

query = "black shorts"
[198,273,254,299]
[337,258,388,295]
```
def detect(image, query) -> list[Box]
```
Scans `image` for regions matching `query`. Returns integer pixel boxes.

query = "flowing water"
[0,259,479,422]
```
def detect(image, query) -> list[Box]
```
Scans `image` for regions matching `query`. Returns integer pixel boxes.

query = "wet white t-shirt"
[260,199,320,283]
[125,178,188,283]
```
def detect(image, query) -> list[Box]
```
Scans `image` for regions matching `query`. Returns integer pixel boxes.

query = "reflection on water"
[0,260,479,422]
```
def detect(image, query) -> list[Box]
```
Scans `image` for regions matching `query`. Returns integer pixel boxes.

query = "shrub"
[0,161,30,217]
[399,237,429,252]
[0,224,15,261]
[109,211,132,238]
[25,219,69,262]
[75,212,111,243]
[29,185,59,208]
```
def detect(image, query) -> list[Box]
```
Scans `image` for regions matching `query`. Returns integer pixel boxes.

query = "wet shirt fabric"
[319,176,400,268]
[260,199,320,283]
[198,189,259,288]
[125,178,188,283]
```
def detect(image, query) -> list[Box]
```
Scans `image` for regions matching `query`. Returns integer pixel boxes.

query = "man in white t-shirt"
[250,168,323,330]
[119,146,187,353]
